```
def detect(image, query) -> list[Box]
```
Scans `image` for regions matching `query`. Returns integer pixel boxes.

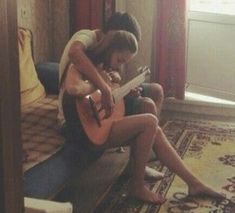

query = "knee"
[139,97,156,114]
[149,83,164,100]
[155,126,164,137]
[144,113,159,130]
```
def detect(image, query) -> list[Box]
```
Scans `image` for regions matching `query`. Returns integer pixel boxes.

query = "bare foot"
[188,183,226,200]
[129,185,166,204]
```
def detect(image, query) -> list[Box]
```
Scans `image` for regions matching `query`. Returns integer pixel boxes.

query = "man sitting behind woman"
[58,24,224,203]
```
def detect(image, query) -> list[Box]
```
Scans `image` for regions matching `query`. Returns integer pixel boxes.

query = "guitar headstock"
[137,66,151,75]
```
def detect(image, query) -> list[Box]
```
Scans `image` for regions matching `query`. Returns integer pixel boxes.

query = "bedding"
[21,95,64,172]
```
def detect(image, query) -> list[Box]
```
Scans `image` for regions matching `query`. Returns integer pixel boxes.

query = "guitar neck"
[112,70,148,101]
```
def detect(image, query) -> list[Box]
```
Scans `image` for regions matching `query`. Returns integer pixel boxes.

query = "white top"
[58,30,98,126]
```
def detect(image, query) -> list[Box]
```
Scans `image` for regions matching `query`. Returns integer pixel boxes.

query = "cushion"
[18,28,45,107]
[35,62,59,95]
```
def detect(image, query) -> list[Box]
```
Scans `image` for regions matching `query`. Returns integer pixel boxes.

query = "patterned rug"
[95,119,235,213]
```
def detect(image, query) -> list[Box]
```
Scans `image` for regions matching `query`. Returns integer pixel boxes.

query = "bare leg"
[152,127,225,199]
[104,114,165,204]
[128,118,164,181]
[126,84,223,199]
[139,88,224,199]
[130,85,164,178]
[139,83,164,117]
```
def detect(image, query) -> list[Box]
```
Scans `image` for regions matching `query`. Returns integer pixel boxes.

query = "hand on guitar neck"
[64,64,120,98]
[76,66,151,145]
[98,69,122,86]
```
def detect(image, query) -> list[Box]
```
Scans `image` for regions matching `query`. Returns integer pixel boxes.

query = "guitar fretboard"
[112,70,149,101]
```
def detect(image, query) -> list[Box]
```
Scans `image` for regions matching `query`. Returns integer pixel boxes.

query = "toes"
[189,190,226,200]
[152,194,166,204]
[150,191,166,204]
[131,192,166,204]
[214,192,226,200]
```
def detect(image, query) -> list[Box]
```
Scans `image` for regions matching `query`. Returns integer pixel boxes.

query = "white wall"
[116,0,156,79]
[115,0,126,12]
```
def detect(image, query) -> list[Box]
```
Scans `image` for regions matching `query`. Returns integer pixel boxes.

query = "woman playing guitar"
[59,30,224,204]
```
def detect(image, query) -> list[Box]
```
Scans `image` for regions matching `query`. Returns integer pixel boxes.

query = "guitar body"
[76,90,125,145]
[70,64,149,146]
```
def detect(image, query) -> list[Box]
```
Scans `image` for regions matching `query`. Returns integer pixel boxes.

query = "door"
[187,0,235,101]
[0,0,23,212]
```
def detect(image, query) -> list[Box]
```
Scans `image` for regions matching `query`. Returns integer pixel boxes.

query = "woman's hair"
[104,12,141,42]
[87,30,138,66]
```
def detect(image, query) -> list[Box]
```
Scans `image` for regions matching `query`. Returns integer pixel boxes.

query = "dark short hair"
[104,12,141,42]
[86,31,138,67]
[107,30,138,54]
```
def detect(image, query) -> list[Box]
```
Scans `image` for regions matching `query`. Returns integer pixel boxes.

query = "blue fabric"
[23,142,101,199]
[25,62,103,198]
[35,62,59,95]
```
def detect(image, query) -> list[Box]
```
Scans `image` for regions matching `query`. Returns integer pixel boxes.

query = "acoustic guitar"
[76,66,150,145]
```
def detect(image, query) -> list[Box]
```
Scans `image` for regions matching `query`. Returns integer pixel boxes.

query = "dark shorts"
[62,91,104,156]
[124,83,152,115]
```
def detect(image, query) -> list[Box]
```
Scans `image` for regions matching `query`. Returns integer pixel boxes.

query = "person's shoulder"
[73,29,95,37]
[70,29,100,49]
[73,29,99,42]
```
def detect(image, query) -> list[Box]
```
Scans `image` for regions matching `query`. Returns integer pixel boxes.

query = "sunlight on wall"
[185,92,235,105]
[190,0,235,15]
[125,0,156,79]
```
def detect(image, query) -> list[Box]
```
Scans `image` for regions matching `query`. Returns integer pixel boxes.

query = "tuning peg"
[137,66,151,74]
[137,66,143,73]
[146,68,151,74]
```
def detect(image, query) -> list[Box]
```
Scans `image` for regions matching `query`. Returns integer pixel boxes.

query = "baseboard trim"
[163,98,235,117]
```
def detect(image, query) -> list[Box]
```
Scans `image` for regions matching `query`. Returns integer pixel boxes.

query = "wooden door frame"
[0,0,24,212]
